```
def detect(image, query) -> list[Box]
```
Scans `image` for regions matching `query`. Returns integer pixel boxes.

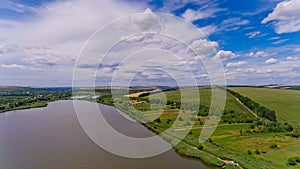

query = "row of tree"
[227,89,277,121]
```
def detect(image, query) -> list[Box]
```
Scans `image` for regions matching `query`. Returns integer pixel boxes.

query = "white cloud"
[1,64,41,71]
[182,3,224,22]
[262,0,300,34]
[214,50,237,61]
[246,31,260,38]
[265,58,278,64]
[190,39,219,57]
[286,56,298,61]
[198,25,217,37]
[226,61,247,68]
[0,0,144,86]
[268,36,280,40]
[248,51,269,57]
[182,9,210,21]
[219,17,250,31]
[272,39,289,44]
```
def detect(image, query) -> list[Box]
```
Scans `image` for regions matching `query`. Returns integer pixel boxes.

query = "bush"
[197,145,204,150]
[288,156,300,166]
[270,144,278,149]
[288,157,298,166]
[247,150,252,155]
[255,150,260,155]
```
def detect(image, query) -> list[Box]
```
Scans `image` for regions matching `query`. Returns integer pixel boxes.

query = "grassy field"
[148,88,257,123]
[95,87,300,169]
[230,87,300,126]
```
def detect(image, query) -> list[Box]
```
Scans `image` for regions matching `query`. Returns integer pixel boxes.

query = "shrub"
[255,150,260,155]
[154,118,161,123]
[270,144,278,149]
[247,150,252,155]
[288,156,300,166]
[197,145,204,150]
[288,158,297,166]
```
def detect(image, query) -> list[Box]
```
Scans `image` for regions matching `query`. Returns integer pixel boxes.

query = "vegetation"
[0,87,71,113]
[4,86,299,169]
[94,87,299,168]
[287,156,300,166]
[227,89,276,121]
[229,87,300,126]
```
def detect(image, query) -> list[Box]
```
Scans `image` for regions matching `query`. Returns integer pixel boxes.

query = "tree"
[197,145,204,150]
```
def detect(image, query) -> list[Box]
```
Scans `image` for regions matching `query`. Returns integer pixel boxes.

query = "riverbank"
[0,101,48,113]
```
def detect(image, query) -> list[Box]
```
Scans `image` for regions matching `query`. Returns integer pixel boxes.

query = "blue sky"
[0,0,300,86]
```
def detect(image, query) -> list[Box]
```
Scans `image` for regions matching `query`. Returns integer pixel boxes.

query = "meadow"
[230,87,300,126]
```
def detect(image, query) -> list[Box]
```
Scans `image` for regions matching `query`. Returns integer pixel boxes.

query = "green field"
[93,87,300,168]
[230,87,300,126]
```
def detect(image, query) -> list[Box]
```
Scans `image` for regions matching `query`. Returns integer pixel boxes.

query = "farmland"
[230,87,300,126]
[95,87,299,169]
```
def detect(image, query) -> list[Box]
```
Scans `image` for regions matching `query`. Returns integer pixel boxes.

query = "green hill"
[230,87,300,126]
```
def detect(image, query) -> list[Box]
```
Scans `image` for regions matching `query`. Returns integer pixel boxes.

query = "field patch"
[230,87,300,126]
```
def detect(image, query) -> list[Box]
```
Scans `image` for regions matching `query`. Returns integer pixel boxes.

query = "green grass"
[230,87,300,126]
[262,145,300,168]
[150,88,256,120]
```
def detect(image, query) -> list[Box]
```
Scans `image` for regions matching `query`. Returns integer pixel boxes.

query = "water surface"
[0,100,208,169]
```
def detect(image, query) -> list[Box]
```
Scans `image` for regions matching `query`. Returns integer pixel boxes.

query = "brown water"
[0,100,208,169]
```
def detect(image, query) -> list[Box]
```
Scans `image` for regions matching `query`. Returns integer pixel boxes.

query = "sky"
[0,0,300,87]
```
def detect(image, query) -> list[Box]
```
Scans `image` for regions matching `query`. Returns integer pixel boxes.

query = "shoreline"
[93,100,225,169]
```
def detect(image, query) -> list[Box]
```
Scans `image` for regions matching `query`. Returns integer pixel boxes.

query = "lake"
[0,100,208,169]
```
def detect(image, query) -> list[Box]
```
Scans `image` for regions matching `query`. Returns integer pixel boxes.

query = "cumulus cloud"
[286,56,298,61]
[248,51,268,57]
[214,50,237,61]
[190,39,219,57]
[265,58,278,64]
[0,0,144,86]
[226,61,247,68]
[262,0,300,34]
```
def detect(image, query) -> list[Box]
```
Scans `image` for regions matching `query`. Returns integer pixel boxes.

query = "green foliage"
[154,118,161,123]
[0,87,71,113]
[96,94,114,106]
[287,156,300,166]
[247,150,252,155]
[270,144,278,149]
[255,150,260,155]
[241,119,293,134]
[197,145,204,150]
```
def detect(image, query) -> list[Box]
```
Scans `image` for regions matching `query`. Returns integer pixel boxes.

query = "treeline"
[227,89,277,121]
[240,119,293,134]
[0,87,71,112]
